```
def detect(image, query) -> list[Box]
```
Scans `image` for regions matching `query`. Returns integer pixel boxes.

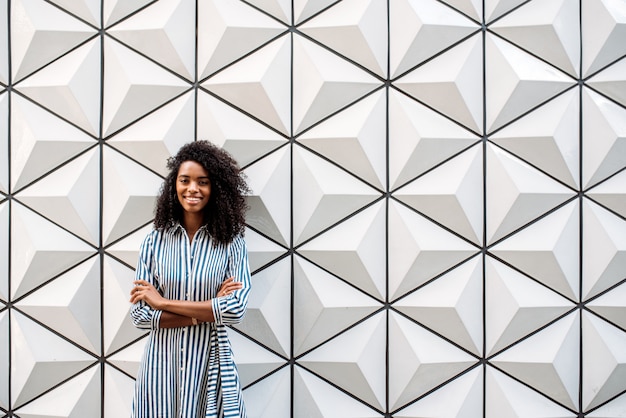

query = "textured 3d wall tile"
[1,0,626,417]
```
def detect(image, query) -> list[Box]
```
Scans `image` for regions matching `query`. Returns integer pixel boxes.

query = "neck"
[182,213,203,241]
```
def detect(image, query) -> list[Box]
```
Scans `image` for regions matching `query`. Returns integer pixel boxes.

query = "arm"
[211,235,251,326]
[130,277,242,327]
[130,234,249,328]
[129,232,162,330]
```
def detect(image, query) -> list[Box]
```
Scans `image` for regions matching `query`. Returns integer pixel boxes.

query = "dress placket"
[179,232,192,416]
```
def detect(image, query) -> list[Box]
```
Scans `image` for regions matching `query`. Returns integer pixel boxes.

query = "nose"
[188,181,199,192]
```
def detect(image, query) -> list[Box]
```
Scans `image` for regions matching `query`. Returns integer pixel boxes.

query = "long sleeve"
[130,231,162,330]
[211,234,251,326]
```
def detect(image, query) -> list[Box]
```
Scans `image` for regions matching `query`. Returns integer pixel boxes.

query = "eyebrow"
[178,175,210,179]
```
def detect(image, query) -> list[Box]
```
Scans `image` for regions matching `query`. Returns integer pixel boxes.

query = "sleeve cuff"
[151,309,163,330]
[212,297,222,325]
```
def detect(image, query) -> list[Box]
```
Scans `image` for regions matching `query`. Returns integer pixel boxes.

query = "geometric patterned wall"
[1,0,626,416]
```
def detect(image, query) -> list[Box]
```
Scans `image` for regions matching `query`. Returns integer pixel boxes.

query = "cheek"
[174,186,185,204]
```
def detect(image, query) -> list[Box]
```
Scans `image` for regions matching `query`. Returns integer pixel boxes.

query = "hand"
[216,277,243,298]
[130,280,166,309]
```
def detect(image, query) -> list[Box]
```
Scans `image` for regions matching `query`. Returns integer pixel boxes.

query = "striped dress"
[130,224,250,418]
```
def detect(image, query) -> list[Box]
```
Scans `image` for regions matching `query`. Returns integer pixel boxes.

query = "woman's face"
[176,160,211,218]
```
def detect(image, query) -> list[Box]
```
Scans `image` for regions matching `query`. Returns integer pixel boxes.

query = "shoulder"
[230,233,246,248]
[141,226,182,247]
[227,233,248,256]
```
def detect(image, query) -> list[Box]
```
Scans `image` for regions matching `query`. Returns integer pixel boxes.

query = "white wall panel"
[1,0,626,417]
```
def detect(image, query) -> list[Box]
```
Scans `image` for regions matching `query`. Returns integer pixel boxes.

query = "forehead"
[177,160,209,177]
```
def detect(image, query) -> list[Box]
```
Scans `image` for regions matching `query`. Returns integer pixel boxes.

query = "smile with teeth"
[184,196,203,203]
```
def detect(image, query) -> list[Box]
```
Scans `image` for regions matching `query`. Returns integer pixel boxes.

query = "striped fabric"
[130,224,250,418]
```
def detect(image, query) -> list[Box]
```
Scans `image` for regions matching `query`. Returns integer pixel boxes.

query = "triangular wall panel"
[582,199,626,301]
[107,92,194,177]
[292,35,383,134]
[13,366,101,418]
[297,90,387,190]
[10,94,95,192]
[395,367,483,417]
[490,88,580,190]
[388,311,477,410]
[581,0,626,78]
[233,256,292,357]
[102,38,190,137]
[10,311,96,407]
[107,0,196,80]
[394,34,484,134]
[485,34,576,133]
[389,0,478,78]
[587,57,626,108]
[197,90,288,169]
[300,0,388,78]
[11,0,97,83]
[394,256,483,356]
[10,203,95,300]
[15,257,101,354]
[15,38,102,136]
[198,0,286,80]
[298,313,387,410]
[490,311,580,410]
[293,255,382,355]
[48,1,100,28]
[228,328,287,388]
[298,201,386,300]
[16,148,101,244]
[394,143,483,245]
[243,366,291,418]
[388,200,478,300]
[485,366,575,418]
[388,88,480,190]
[582,311,626,411]
[292,145,381,245]
[581,88,626,189]
[294,366,382,417]
[202,36,292,136]
[490,0,580,78]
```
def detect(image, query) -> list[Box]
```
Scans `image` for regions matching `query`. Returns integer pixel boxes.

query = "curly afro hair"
[154,140,250,244]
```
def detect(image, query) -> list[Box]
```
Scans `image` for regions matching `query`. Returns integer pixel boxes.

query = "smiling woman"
[129,140,252,418]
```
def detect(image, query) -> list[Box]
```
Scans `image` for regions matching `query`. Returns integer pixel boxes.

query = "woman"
[129,140,251,418]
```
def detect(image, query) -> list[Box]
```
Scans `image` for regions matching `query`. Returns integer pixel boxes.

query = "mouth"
[183,196,203,203]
